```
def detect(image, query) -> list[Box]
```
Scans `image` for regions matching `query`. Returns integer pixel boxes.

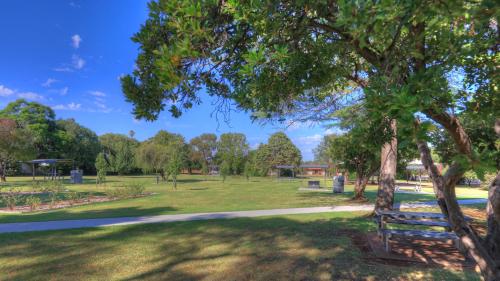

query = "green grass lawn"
[0,211,480,281]
[0,175,487,223]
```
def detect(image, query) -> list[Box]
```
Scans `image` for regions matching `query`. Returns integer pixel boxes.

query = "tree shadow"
[0,206,177,224]
[0,214,478,281]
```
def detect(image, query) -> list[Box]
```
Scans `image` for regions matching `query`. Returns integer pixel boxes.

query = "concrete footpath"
[0,199,487,234]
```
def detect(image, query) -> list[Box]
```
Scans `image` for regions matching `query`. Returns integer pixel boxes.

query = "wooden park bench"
[374,210,471,253]
[307,180,320,189]
[395,184,422,193]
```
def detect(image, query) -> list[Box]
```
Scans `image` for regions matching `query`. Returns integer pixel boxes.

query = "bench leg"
[384,234,391,252]
[454,239,466,255]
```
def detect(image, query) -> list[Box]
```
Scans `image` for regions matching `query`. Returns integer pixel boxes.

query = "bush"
[1,188,21,210]
[107,183,145,199]
[66,192,81,206]
[25,195,41,211]
[39,181,65,209]
[125,183,145,197]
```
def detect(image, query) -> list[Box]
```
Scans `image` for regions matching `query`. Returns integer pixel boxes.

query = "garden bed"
[0,192,155,213]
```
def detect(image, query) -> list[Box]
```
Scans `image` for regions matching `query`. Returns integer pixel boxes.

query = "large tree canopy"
[0,99,58,158]
[0,118,35,181]
[123,1,498,278]
[100,133,139,175]
[216,133,249,175]
[56,119,100,172]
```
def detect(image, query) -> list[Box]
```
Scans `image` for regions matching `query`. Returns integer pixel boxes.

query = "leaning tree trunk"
[416,139,449,217]
[353,172,366,201]
[485,172,500,267]
[422,109,500,280]
[375,119,397,210]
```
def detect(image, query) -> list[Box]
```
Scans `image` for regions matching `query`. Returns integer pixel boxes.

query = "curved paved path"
[0,199,487,234]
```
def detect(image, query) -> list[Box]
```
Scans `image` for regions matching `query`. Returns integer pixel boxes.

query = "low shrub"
[66,191,81,206]
[1,188,21,210]
[107,183,146,199]
[25,195,42,211]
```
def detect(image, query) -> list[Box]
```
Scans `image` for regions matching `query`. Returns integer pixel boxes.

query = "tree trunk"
[416,139,449,217]
[485,172,500,266]
[375,119,397,210]
[0,161,6,182]
[422,110,500,280]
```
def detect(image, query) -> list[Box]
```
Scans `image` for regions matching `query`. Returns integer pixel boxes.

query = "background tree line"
[0,99,304,182]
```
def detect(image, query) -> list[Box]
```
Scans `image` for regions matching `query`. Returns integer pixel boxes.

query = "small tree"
[220,160,230,183]
[95,152,108,185]
[165,143,185,189]
[243,161,253,181]
[201,161,209,180]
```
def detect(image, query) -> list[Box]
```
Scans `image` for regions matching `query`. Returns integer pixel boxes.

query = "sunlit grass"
[0,211,479,281]
[0,175,487,223]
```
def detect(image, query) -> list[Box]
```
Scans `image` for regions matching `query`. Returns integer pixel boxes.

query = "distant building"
[300,164,329,177]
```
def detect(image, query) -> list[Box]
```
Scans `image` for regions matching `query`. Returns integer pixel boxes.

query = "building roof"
[275,165,295,169]
[27,159,73,165]
[300,164,329,169]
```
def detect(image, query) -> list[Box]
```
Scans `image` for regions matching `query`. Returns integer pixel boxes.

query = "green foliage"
[0,118,36,180]
[216,133,249,175]
[243,161,253,181]
[1,188,20,210]
[189,133,217,168]
[165,140,187,189]
[107,183,146,199]
[0,100,101,173]
[219,160,231,182]
[25,195,41,211]
[135,130,186,179]
[95,153,108,184]
[100,133,139,175]
[56,118,100,172]
[66,191,81,206]
[123,1,496,186]
[0,99,58,158]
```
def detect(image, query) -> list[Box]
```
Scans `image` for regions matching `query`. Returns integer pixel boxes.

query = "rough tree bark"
[375,119,397,210]
[421,110,500,280]
[353,166,378,201]
[416,139,449,217]
[485,172,500,265]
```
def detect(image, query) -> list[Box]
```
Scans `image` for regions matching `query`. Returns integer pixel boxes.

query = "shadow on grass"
[0,206,177,224]
[0,215,479,281]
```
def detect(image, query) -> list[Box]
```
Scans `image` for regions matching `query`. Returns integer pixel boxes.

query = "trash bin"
[333,175,344,193]
[70,169,83,184]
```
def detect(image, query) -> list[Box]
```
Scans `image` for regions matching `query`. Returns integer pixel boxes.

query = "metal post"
[32,163,35,181]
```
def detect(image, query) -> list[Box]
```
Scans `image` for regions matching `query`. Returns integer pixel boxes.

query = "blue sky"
[0,0,333,160]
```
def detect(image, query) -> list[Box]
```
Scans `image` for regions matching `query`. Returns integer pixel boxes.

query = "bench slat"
[381,229,458,240]
[375,210,472,221]
[386,218,450,227]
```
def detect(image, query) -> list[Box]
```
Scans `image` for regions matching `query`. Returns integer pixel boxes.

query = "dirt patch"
[337,229,475,271]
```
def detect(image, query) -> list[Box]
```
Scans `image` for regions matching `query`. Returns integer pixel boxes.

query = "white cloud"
[71,34,82,49]
[88,90,106,97]
[296,134,323,146]
[52,102,81,111]
[59,87,69,96]
[0,85,15,97]
[72,55,85,69]
[42,78,58,87]
[69,1,80,8]
[17,92,44,101]
[53,67,73,72]
[324,128,336,135]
